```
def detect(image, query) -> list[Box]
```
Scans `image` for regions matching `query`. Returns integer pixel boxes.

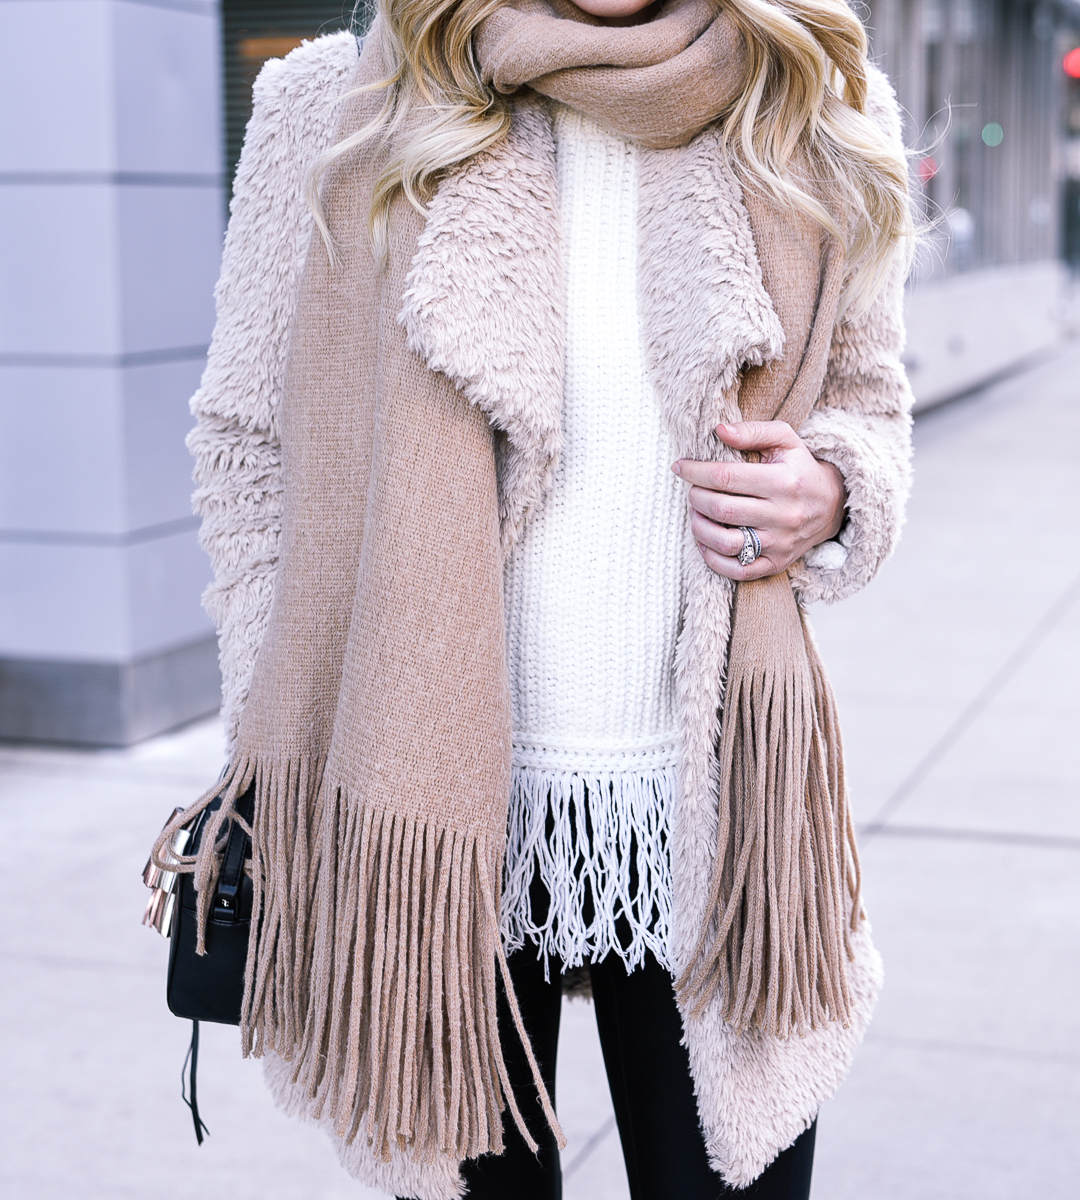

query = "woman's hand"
[672,421,847,581]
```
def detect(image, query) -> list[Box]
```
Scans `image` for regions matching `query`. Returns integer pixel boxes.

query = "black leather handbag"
[143,787,253,1141]
[166,790,253,1024]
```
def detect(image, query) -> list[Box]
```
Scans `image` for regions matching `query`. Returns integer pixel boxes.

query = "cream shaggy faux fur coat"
[187,29,914,1198]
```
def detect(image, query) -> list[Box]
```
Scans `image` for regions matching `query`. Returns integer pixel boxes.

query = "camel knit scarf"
[155,1,862,1168]
[475,0,748,148]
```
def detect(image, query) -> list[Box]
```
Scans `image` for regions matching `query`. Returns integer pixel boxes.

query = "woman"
[163,0,914,1195]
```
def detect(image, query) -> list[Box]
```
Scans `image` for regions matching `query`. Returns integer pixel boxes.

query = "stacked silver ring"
[737,526,761,566]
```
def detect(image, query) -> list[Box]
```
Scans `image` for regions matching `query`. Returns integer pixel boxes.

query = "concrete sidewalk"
[2,343,1078,1199]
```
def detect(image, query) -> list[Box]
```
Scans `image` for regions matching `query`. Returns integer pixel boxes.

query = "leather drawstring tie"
[182,1020,210,1145]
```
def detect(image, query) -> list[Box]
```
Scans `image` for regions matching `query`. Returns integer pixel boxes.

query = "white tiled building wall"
[0,0,225,743]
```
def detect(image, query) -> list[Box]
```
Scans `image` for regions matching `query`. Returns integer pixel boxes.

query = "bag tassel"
[181,1020,210,1145]
[676,573,862,1037]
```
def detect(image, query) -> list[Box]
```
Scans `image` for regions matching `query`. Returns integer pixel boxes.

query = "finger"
[715,420,802,455]
[671,457,784,498]
[686,486,772,529]
[690,510,748,558]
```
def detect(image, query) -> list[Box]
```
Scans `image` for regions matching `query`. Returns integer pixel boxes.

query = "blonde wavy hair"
[310,0,912,314]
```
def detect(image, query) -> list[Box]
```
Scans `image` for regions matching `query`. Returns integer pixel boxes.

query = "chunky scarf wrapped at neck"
[158,0,863,1169]
[475,0,747,147]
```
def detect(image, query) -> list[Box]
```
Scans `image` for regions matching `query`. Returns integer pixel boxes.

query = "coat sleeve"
[790,67,916,606]
[185,31,359,748]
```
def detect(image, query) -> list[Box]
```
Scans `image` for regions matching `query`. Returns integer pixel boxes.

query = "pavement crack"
[862,569,1080,840]
[0,949,160,975]
[858,823,1080,851]
[0,757,213,791]
[866,1031,1080,1066]
[563,1114,618,1180]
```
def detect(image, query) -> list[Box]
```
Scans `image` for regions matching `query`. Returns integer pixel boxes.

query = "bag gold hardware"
[141,808,193,938]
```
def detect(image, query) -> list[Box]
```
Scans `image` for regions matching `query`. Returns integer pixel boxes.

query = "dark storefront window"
[223,0,374,189]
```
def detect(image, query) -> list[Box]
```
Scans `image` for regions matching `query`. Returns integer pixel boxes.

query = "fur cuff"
[791,406,913,605]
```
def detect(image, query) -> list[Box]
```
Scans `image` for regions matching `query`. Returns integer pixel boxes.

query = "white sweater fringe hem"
[500,763,675,975]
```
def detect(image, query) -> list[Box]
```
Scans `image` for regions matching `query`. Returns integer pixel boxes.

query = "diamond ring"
[737,526,761,566]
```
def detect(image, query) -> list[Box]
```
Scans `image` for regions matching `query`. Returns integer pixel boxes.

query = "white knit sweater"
[501,106,686,972]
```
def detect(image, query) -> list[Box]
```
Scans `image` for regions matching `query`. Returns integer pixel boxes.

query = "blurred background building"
[2,0,1079,746]
[870,0,1080,403]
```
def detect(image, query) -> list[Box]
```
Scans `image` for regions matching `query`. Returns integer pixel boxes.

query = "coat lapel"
[400,95,564,552]
[402,102,784,545]
[637,129,784,459]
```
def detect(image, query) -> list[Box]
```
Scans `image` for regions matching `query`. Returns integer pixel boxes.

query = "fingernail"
[698,543,707,554]
[672,461,682,476]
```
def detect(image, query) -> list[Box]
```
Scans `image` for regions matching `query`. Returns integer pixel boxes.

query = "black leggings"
[401,948,816,1200]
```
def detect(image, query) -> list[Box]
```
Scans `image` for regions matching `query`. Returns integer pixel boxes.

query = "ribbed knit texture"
[501,105,685,972]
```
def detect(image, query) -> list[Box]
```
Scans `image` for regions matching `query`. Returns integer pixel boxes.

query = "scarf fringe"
[676,601,861,1038]
[167,757,563,1165]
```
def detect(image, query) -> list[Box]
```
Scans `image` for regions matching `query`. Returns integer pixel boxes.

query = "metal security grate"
[223,0,373,190]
